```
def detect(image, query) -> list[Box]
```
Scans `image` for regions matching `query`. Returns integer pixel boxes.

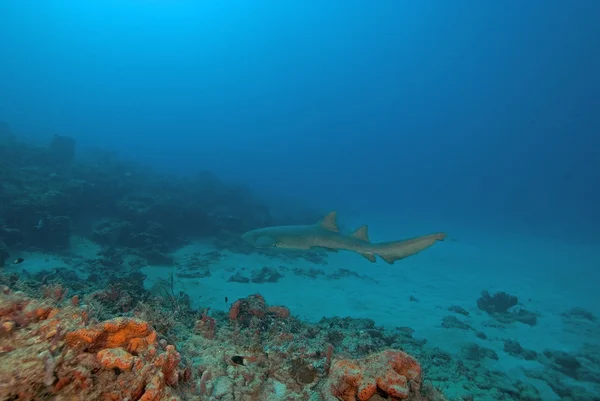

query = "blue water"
[2,1,599,237]
[1,1,599,399]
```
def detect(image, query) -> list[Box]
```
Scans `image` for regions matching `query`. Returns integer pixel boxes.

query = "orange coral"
[229,300,241,321]
[62,317,182,399]
[267,305,291,318]
[24,305,58,321]
[328,360,363,401]
[0,287,186,401]
[66,328,100,347]
[65,317,157,353]
[97,347,135,370]
[153,344,181,386]
[140,373,165,401]
[103,318,152,348]
[325,349,422,400]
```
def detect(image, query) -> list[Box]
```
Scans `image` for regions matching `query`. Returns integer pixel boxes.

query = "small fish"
[225,296,228,304]
[231,356,245,366]
[13,258,24,264]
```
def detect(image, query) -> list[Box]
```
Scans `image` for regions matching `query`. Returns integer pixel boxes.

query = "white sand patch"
[143,225,600,355]
[4,252,66,276]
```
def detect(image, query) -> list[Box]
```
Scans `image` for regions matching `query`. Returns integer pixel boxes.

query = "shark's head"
[241,228,279,248]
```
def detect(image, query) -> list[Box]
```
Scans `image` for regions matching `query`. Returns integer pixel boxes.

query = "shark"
[241,211,446,264]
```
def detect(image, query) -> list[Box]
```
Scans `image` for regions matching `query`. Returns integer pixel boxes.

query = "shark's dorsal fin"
[351,225,370,242]
[319,211,339,232]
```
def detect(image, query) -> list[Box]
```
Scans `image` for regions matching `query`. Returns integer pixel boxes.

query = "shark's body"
[241,211,445,264]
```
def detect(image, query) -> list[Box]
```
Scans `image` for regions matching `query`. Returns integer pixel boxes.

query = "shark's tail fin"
[376,232,446,265]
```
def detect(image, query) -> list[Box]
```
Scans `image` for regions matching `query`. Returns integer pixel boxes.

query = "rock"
[441,315,472,330]
[562,307,596,321]
[461,343,499,361]
[448,305,469,316]
[504,339,538,360]
[543,350,581,378]
[477,290,518,314]
[477,290,538,326]
[92,218,132,246]
[228,272,250,283]
[251,266,283,283]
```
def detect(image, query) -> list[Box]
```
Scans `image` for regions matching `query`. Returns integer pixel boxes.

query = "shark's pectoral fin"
[318,211,339,232]
[351,225,370,242]
[255,236,277,248]
[379,254,396,265]
[359,252,376,263]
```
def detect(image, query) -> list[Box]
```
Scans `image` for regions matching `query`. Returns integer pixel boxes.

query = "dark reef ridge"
[0,123,321,268]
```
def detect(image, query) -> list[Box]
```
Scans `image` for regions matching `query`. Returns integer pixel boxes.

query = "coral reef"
[0,285,447,401]
[3,273,599,401]
[0,286,183,400]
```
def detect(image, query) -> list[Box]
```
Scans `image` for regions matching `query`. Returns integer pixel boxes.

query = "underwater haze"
[2,0,599,235]
[1,1,600,400]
